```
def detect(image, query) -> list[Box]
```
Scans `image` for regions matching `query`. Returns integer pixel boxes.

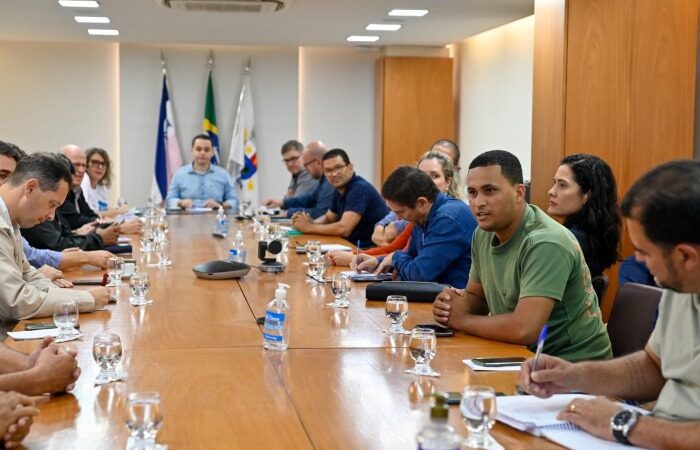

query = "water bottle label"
[263,332,284,342]
[264,311,285,330]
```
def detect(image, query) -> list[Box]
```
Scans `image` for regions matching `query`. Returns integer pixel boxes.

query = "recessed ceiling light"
[388,9,429,17]
[347,35,380,43]
[88,29,119,36]
[58,0,100,7]
[75,16,110,23]
[366,24,402,31]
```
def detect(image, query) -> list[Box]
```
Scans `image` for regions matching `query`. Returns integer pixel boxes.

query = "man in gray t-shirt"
[280,140,317,199]
[518,160,700,448]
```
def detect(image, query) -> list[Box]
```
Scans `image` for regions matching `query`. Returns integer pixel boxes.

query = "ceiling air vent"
[158,0,286,13]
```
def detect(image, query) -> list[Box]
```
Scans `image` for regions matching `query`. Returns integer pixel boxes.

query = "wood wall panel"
[379,57,454,181]
[533,0,697,320]
[531,0,568,209]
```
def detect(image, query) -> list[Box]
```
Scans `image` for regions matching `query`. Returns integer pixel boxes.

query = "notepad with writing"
[497,394,647,449]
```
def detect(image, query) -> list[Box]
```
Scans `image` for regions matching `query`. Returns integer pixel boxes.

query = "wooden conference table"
[6,214,562,449]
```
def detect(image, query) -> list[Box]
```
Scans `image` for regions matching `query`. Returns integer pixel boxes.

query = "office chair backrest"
[607,282,663,357]
[591,274,609,306]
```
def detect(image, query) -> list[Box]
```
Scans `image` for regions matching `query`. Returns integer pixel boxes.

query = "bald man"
[264,140,334,219]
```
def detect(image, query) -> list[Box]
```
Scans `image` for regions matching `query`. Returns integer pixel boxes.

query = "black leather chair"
[591,274,609,305]
[607,282,663,357]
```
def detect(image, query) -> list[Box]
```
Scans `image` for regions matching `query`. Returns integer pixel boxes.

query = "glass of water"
[107,257,124,287]
[93,332,123,384]
[155,240,172,267]
[384,295,409,334]
[405,327,440,377]
[327,273,351,308]
[53,300,80,341]
[460,385,497,448]
[129,271,151,306]
[308,253,326,281]
[140,229,155,253]
[305,240,322,259]
[126,391,163,448]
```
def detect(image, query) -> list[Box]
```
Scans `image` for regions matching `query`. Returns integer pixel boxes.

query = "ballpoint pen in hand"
[354,240,361,272]
[532,324,549,372]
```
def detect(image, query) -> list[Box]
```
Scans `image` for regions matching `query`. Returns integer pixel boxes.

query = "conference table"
[6,213,562,449]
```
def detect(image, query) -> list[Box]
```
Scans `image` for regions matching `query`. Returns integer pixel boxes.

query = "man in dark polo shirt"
[291,148,388,247]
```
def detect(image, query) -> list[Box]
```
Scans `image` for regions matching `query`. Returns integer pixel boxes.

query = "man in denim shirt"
[356,166,476,288]
[166,134,238,211]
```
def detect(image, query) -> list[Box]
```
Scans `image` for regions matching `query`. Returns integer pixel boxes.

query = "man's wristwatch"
[611,409,640,445]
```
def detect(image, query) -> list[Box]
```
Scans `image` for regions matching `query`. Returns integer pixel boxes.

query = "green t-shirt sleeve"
[518,241,574,301]
[469,238,481,284]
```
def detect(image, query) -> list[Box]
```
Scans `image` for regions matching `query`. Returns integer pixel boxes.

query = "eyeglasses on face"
[282,155,300,164]
[323,164,348,176]
[303,158,319,168]
[89,160,106,168]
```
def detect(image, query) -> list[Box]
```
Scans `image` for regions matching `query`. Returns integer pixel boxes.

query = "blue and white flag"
[151,73,183,203]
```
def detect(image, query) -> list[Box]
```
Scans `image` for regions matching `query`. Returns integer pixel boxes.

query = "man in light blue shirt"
[166,134,238,211]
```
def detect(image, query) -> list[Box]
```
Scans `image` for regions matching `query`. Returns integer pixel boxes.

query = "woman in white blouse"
[81,147,125,218]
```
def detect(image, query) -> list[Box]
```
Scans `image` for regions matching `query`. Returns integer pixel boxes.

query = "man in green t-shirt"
[433,150,611,362]
[519,160,700,448]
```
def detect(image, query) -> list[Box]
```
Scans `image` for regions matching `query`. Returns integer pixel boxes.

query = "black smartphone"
[445,391,505,405]
[72,278,105,286]
[471,357,526,367]
[416,324,454,337]
[256,316,265,325]
[212,232,226,239]
[25,322,80,331]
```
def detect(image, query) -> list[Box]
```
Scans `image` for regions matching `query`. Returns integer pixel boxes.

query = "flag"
[151,73,183,204]
[227,72,259,204]
[202,69,220,164]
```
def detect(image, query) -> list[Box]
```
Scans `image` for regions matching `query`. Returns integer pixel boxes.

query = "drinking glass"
[126,392,163,448]
[277,230,289,253]
[460,385,498,449]
[53,300,79,340]
[405,327,440,377]
[241,199,252,217]
[140,230,155,253]
[327,273,351,308]
[155,240,172,267]
[129,272,151,306]
[93,333,123,384]
[107,256,124,287]
[305,240,322,259]
[384,295,409,334]
[308,253,326,281]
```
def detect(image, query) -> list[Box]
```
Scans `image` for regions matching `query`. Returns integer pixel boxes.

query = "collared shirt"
[286,169,317,198]
[165,163,238,210]
[329,173,388,248]
[22,237,62,268]
[391,193,476,289]
[283,176,335,219]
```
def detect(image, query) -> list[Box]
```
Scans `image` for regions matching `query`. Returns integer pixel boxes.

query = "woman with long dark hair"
[547,153,621,276]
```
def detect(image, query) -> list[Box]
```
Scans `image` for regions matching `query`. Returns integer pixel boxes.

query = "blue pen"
[532,324,549,372]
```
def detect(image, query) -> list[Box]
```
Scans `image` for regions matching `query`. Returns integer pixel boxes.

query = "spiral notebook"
[497,394,647,449]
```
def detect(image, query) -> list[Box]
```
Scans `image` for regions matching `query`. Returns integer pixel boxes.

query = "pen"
[355,240,361,272]
[532,324,549,372]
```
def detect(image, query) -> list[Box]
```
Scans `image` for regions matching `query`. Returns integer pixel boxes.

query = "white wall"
[119,44,298,205]
[0,40,118,164]
[299,47,380,184]
[458,15,535,180]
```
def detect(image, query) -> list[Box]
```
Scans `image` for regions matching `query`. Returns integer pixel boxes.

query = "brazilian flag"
[203,70,220,164]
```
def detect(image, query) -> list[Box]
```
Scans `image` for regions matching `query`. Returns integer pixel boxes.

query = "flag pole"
[227,58,251,173]
[160,50,166,75]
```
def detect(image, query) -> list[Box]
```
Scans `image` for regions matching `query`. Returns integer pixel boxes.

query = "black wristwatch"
[611,409,640,445]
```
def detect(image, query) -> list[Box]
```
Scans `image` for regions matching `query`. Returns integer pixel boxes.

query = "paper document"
[295,244,352,254]
[463,359,521,372]
[496,394,647,449]
[8,328,83,342]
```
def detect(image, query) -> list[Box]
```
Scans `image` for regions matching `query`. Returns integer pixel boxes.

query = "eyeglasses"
[282,155,300,164]
[89,160,106,168]
[303,158,319,168]
[323,164,348,176]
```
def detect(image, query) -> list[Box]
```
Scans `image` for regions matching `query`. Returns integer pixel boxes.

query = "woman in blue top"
[547,154,621,277]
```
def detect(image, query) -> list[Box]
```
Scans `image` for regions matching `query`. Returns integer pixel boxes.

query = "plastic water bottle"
[416,394,461,450]
[215,208,228,237]
[232,230,246,263]
[263,283,290,351]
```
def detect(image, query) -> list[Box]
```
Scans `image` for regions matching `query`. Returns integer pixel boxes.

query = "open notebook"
[497,394,647,450]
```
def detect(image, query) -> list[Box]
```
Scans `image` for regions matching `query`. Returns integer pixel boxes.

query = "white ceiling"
[0,0,533,47]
